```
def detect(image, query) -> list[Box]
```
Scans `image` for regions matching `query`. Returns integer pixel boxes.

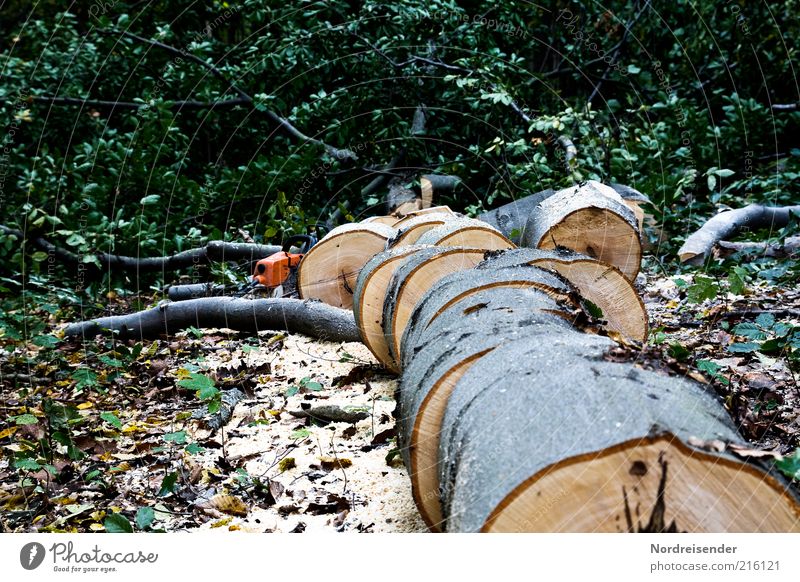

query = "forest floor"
[0,270,798,533]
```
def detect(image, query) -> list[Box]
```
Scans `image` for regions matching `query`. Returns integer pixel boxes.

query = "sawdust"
[183,334,426,533]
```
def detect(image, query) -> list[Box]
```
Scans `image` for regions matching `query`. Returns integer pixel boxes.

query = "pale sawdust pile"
[186,334,426,533]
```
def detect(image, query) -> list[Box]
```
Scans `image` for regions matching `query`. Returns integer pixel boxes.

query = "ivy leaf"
[728,342,760,353]
[696,359,730,385]
[728,266,748,295]
[14,413,38,425]
[776,450,800,481]
[14,457,42,471]
[135,507,155,530]
[686,275,718,303]
[158,472,178,497]
[185,443,204,455]
[98,354,124,367]
[72,369,98,390]
[163,431,187,444]
[178,373,217,400]
[104,513,133,533]
[290,428,311,439]
[100,412,123,430]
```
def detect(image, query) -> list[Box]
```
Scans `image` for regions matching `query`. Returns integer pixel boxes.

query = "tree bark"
[0,225,281,274]
[716,236,800,258]
[64,297,359,343]
[437,335,800,532]
[679,205,800,264]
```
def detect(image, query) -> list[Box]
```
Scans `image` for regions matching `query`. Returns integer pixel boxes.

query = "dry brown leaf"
[208,493,248,516]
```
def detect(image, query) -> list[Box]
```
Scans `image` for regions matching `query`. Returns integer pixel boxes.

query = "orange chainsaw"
[242,234,316,298]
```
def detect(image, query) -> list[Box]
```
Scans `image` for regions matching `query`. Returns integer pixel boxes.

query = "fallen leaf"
[208,494,248,517]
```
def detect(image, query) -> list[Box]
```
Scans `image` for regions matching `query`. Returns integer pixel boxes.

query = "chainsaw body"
[250,234,315,296]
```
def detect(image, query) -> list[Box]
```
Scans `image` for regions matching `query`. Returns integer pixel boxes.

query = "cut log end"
[297,222,396,309]
[483,434,800,533]
[535,207,642,281]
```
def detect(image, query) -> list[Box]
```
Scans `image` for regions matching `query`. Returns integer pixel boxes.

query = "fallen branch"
[678,205,800,264]
[0,225,281,274]
[716,236,800,258]
[64,297,359,342]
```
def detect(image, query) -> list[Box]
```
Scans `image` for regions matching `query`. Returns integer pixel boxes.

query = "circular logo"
[20,542,46,570]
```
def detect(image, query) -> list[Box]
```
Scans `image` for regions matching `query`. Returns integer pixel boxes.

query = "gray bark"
[437,335,758,532]
[64,297,359,342]
[678,205,800,264]
[400,263,577,369]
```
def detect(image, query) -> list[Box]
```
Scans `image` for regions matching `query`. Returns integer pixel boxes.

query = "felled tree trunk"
[388,249,799,532]
[477,183,650,243]
[64,297,359,343]
[296,222,396,309]
[679,204,800,264]
[415,217,515,251]
[522,181,642,281]
[438,335,800,532]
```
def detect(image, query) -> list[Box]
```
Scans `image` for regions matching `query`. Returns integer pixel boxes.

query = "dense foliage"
[2,0,798,294]
[1,1,800,533]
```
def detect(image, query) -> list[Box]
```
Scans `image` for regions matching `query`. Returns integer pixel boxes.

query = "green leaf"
[185,443,204,454]
[14,413,38,425]
[728,266,748,295]
[713,168,735,178]
[72,369,98,390]
[728,342,760,353]
[285,386,299,397]
[668,341,690,361]
[135,507,155,530]
[139,194,161,205]
[33,334,60,348]
[104,513,133,533]
[696,359,730,385]
[207,400,221,414]
[14,457,42,471]
[178,372,216,396]
[31,251,48,262]
[583,299,604,319]
[158,472,178,497]
[776,450,800,481]
[686,275,718,303]
[627,64,641,74]
[163,431,187,444]
[100,412,122,430]
[755,312,776,329]
[290,428,311,439]
[706,174,716,191]
[98,354,124,367]
[732,322,765,339]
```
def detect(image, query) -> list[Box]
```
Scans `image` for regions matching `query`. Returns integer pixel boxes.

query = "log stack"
[301,181,800,532]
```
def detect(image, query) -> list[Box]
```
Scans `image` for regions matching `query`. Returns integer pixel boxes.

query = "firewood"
[297,222,396,309]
